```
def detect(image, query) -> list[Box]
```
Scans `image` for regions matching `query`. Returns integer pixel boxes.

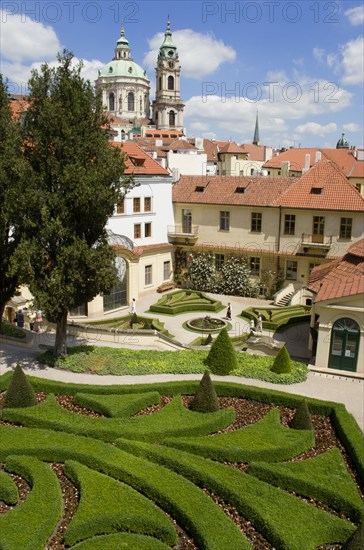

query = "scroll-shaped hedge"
[164,409,315,462]
[63,460,177,546]
[248,448,364,522]
[0,455,62,550]
[74,391,161,417]
[0,425,249,550]
[119,438,356,550]
[70,532,172,549]
[0,470,18,505]
[1,395,235,443]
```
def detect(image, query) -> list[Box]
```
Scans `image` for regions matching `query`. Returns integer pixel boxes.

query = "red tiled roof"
[162,140,197,151]
[202,139,219,161]
[111,142,169,176]
[172,175,297,206]
[240,143,267,161]
[308,238,364,302]
[263,148,318,171]
[219,141,247,154]
[274,160,364,211]
[9,95,28,119]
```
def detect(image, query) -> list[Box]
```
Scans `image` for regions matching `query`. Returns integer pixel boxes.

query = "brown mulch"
[0,391,363,549]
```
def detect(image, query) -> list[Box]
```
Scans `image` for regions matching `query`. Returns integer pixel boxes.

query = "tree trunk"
[54,309,68,357]
[0,303,5,334]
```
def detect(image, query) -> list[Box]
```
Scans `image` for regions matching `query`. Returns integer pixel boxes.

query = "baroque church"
[96,20,185,138]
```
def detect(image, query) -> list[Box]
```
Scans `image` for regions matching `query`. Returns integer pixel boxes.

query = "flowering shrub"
[188,253,217,292]
[218,256,258,297]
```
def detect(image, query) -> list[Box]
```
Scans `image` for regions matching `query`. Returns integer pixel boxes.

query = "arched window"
[128,92,134,112]
[159,76,162,91]
[169,110,175,127]
[329,318,360,372]
[121,130,126,141]
[109,92,115,111]
[168,75,174,90]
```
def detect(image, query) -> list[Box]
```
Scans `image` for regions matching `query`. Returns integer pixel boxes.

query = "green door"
[329,318,360,372]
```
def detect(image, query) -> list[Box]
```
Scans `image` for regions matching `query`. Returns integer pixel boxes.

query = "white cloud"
[343,123,361,132]
[295,122,337,136]
[345,5,364,26]
[340,36,364,85]
[143,29,236,79]
[313,48,326,63]
[0,10,61,62]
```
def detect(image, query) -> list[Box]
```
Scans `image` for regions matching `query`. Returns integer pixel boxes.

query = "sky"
[1,0,363,148]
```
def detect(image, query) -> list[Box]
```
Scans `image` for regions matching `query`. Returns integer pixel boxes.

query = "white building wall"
[167,152,207,176]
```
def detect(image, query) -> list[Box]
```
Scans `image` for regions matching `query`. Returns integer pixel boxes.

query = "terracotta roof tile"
[274,160,364,211]
[111,142,170,176]
[239,143,267,161]
[219,141,247,154]
[172,175,297,206]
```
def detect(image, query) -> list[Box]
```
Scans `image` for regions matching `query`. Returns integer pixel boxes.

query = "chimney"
[315,151,322,163]
[302,154,311,174]
[281,161,290,177]
[264,146,273,161]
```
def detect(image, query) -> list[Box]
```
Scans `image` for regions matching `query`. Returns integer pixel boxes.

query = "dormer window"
[235,187,245,193]
[109,67,113,73]
[195,186,205,192]
[311,187,323,194]
[128,66,133,73]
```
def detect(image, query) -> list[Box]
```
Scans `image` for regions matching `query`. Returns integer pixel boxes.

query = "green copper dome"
[159,19,178,59]
[336,132,350,149]
[99,60,149,81]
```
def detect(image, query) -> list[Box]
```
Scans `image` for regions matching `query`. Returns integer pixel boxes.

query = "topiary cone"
[341,521,364,549]
[289,399,313,431]
[189,370,220,413]
[271,346,292,374]
[205,328,237,375]
[2,364,37,409]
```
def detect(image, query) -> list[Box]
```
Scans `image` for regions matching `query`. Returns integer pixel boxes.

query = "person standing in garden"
[130,298,136,314]
[226,303,232,320]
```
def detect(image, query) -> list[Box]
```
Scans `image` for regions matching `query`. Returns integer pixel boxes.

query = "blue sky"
[1,1,363,148]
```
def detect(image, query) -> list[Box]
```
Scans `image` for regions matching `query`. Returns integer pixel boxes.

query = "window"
[310,187,323,194]
[235,187,245,194]
[144,197,152,212]
[103,258,127,311]
[144,222,152,238]
[284,214,296,235]
[286,260,298,280]
[168,75,174,90]
[219,211,230,231]
[250,257,260,276]
[159,76,162,91]
[145,265,152,286]
[182,209,192,233]
[163,261,171,280]
[109,93,115,111]
[169,110,175,126]
[215,254,225,271]
[251,212,262,232]
[116,199,124,214]
[339,217,352,239]
[134,224,141,239]
[133,197,140,212]
[69,303,87,316]
[127,92,134,112]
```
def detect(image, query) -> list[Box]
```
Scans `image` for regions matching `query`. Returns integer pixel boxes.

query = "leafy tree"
[0,76,30,333]
[271,346,292,374]
[205,328,237,375]
[289,399,313,431]
[218,255,257,297]
[14,52,133,356]
[189,370,219,412]
[188,252,217,292]
[3,364,37,408]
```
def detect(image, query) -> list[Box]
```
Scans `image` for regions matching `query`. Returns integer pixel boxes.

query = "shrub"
[130,313,140,327]
[2,364,37,409]
[205,328,237,375]
[341,521,364,549]
[205,333,213,345]
[289,399,313,431]
[189,370,219,413]
[271,347,292,374]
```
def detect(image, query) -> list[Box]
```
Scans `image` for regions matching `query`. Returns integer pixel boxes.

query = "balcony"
[167,225,199,245]
[300,234,332,254]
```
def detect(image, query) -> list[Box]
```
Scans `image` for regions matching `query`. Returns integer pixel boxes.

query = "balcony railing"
[301,234,332,250]
[167,225,199,237]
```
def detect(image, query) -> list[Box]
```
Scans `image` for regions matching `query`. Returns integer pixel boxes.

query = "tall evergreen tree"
[14,52,133,356]
[0,76,30,333]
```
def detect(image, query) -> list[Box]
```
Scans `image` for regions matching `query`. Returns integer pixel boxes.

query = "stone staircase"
[276,290,295,307]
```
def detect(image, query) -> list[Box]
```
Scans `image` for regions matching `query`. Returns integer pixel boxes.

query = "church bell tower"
[152,19,184,130]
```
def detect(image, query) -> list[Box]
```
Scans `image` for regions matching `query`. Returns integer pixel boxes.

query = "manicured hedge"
[149,290,222,315]
[248,448,364,522]
[0,455,62,550]
[164,409,315,463]
[63,460,177,546]
[70,533,172,549]
[1,394,235,443]
[74,391,161,417]
[0,425,249,550]
[118,438,356,550]
[0,470,18,505]
[240,305,310,330]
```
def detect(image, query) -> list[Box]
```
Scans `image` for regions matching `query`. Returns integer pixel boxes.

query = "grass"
[38,345,308,384]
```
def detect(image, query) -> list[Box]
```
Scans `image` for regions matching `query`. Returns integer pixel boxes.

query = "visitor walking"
[16,309,24,328]
[257,313,263,334]
[130,299,137,314]
[35,310,43,333]
[226,303,232,320]
[250,319,255,336]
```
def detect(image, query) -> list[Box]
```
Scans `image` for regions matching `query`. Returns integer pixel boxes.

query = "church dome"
[336,132,349,149]
[99,60,149,81]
